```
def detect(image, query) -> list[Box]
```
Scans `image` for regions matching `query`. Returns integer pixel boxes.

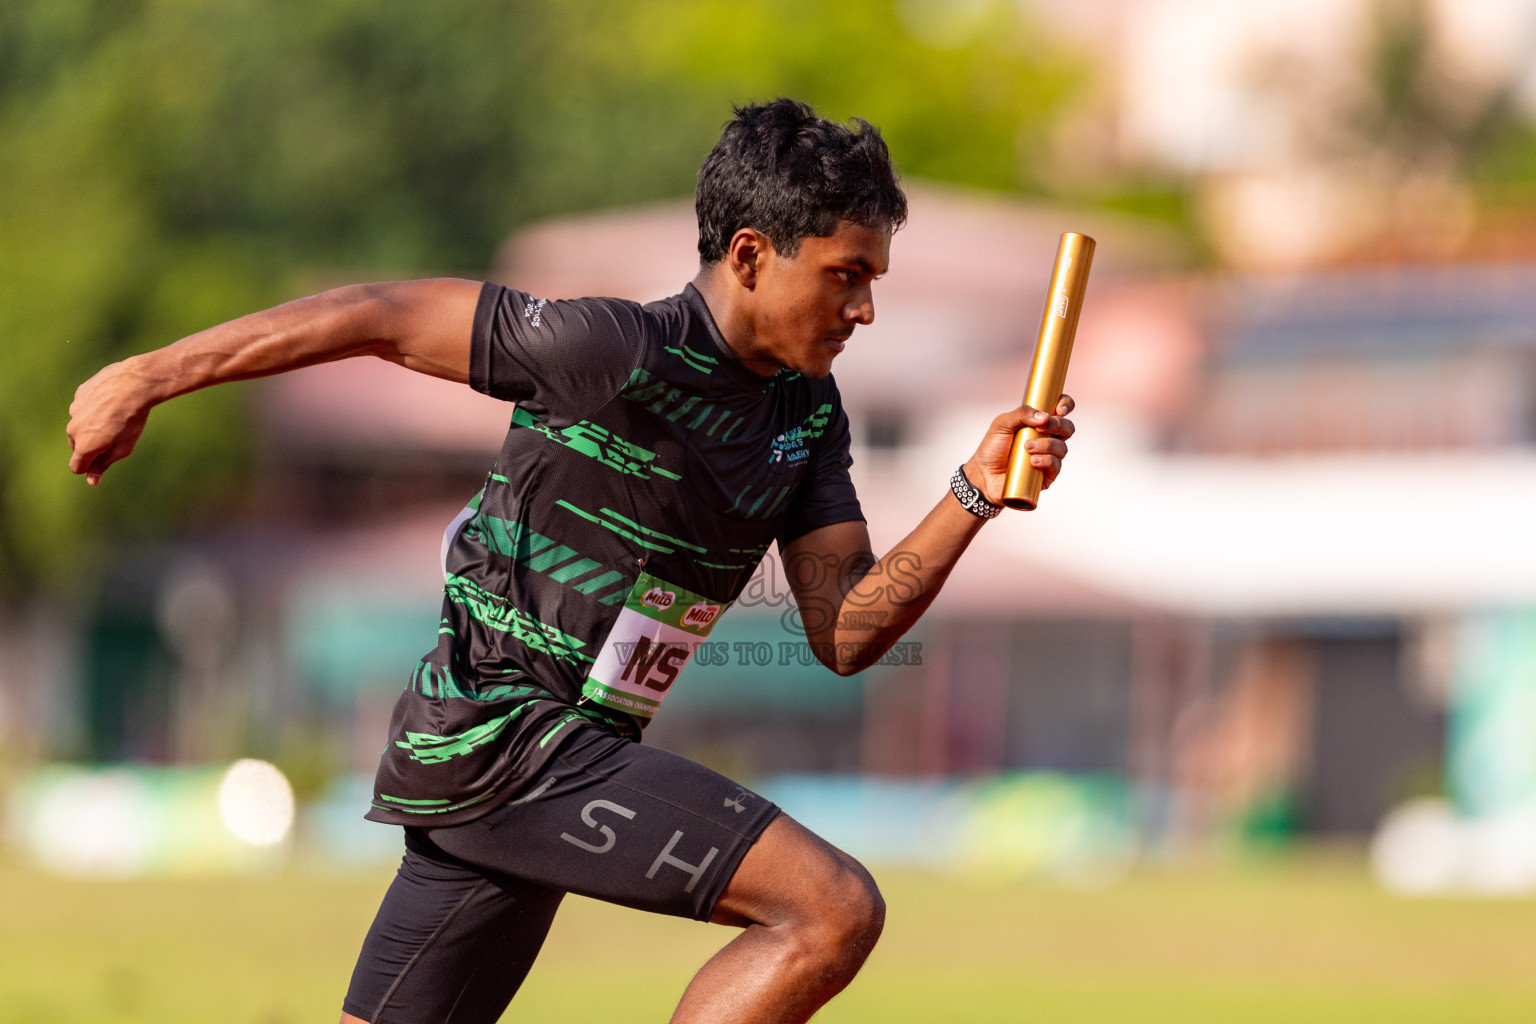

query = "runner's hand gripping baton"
[1002,231,1095,511]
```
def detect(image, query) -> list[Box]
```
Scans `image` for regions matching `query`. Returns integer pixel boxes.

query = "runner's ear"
[727,228,767,289]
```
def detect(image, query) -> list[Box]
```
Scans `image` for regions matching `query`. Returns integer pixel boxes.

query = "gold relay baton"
[1002,231,1096,511]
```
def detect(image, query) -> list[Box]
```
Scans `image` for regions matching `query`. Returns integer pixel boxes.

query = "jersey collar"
[682,283,776,394]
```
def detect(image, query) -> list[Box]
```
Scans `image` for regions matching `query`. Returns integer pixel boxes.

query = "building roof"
[1208,262,1536,363]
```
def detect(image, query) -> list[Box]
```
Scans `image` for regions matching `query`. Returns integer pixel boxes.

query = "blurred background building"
[7,0,1536,889]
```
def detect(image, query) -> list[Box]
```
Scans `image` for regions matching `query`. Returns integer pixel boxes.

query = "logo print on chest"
[769,428,811,465]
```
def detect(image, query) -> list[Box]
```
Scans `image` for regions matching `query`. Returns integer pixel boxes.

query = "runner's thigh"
[426,723,781,921]
[343,829,565,1024]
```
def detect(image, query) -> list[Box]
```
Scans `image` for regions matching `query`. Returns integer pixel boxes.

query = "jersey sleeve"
[469,282,648,426]
[778,390,865,546]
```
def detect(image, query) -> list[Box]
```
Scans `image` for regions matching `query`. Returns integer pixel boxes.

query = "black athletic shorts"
[342,722,780,1024]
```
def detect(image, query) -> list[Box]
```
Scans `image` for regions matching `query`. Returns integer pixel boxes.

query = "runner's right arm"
[66,278,482,485]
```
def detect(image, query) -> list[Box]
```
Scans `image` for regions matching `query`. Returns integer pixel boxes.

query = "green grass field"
[3,848,1535,1023]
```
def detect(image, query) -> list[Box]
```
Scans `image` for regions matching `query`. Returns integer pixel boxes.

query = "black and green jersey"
[365,282,863,825]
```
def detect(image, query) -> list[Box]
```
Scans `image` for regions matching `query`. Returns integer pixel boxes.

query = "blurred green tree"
[0,0,1080,601]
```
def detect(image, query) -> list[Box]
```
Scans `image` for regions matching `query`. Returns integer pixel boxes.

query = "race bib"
[582,572,729,718]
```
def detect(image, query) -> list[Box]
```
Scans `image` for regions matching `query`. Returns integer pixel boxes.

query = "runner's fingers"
[992,406,1036,433]
[1055,393,1075,416]
[78,439,133,485]
[1030,412,1074,440]
[86,451,115,487]
[68,436,109,476]
[996,404,1066,433]
[1024,437,1068,459]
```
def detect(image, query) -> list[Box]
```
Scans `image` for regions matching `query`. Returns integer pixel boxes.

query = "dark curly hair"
[696,99,908,264]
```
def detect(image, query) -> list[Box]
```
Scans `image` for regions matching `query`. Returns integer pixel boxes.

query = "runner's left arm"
[781,396,1074,677]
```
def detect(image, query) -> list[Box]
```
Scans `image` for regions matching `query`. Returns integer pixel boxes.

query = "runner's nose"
[844,287,874,326]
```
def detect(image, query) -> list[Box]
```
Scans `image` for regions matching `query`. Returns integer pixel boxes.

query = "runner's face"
[754,220,890,378]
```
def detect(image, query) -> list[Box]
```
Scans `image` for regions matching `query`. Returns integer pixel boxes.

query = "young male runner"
[66,99,1075,1023]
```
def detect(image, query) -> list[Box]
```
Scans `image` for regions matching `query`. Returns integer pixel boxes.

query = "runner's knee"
[804,857,884,962]
[718,814,884,959]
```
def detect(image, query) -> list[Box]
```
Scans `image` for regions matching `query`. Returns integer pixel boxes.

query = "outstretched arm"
[66,278,483,485]
[782,396,1075,676]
